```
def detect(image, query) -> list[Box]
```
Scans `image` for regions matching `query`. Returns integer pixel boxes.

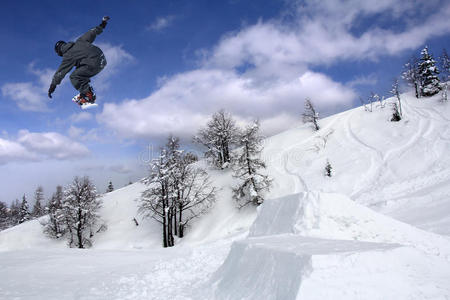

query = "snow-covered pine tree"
[325,160,333,177]
[302,98,320,131]
[43,186,65,239]
[9,199,20,226]
[441,82,448,103]
[18,195,30,224]
[62,177,102,248]
[440,48,450,81]
[390,79,402,122]
[419,46,441,97]
[0,201,9,230]
[233,121,272,208]
[106,181,114,193]
[402,56,421,98]
[32,186,44,218]
[194,109,239,169]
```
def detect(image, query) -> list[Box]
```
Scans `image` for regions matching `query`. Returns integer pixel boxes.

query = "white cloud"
[68,126,85,139]
[147,15,176,32]
[0,138,38,165]
[1,82,48,112]
[92,43,134,91]
[206,1,450,70]
[70,112,93,123]
[98,0,450,141]
[1,63,55,112]
[17,130,90,160]
[0,130,90,165]
[98,69,355,139]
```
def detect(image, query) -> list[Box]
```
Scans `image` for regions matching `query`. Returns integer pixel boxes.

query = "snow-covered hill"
[1,92,450,299]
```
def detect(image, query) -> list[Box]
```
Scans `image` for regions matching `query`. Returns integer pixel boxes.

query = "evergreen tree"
[194,109,239,169]
[0,201,9,230]
[18,195,30,224]
[402,56,421,98]
[440,48,450,81]
[232,121,272,208]
[418,46,441,97]
[9,199,21,226]
[441,82,448,103]
[325,160,333,177]
[62,177,102,248]
[32,186,45,218]
[106,181,114,193]
[302,98,320,131]
[390,79,403,122]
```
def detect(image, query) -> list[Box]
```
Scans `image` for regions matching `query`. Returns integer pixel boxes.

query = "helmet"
[54,40,66,56]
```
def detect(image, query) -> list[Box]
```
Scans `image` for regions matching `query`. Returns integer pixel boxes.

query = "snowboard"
[72,94,98,110]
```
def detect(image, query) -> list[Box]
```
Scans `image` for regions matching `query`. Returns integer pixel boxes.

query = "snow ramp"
[210,192,450,300]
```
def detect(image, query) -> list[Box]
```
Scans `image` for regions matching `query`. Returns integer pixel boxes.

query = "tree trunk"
[179,223,184,238]
[77,208,84,248]
[414,82,420,98]
[167,207,174,247]
[162,185,168,248]
[174,191,179,236]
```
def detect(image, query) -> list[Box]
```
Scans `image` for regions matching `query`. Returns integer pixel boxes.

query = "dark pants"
[70,53,107,94]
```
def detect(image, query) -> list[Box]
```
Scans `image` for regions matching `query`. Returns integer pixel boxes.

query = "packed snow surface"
[1,92,450,299]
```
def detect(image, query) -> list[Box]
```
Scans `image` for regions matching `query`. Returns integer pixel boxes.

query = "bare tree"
[42,186,65,239]
[140,136,216,246]
[62,176,102,248]
[402,56,421,98]
[302,98,320,131]
[194,109,239,169]
[140,150,172,247]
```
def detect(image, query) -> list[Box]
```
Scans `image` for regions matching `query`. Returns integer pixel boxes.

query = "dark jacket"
[51,26,105,86]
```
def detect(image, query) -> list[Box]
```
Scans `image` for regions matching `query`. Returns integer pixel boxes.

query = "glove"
[100,16,110,28]
[48,84,56,99]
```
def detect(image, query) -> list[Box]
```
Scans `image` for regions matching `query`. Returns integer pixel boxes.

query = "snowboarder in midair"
[48,16,110,106]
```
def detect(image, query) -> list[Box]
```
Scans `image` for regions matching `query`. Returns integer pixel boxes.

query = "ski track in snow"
[349,100,436,202]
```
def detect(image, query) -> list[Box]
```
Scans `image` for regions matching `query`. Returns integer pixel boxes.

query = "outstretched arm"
[77,16,110,43]
[48,57,75,98]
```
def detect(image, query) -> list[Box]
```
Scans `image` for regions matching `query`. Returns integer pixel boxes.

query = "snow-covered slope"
[211,192,450,299]
[1,92,450,299]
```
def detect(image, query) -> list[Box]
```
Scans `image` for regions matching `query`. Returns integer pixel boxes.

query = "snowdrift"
[211,191,450,299]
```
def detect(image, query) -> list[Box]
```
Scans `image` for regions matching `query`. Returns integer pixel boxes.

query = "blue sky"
[1,0,449,204]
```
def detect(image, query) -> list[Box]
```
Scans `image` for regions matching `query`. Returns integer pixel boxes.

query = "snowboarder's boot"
[81,87,96,103]
[73,87,96,105]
